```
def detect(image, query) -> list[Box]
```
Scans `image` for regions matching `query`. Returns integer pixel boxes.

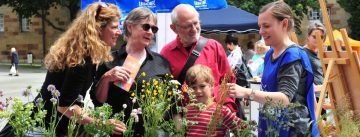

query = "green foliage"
[337,0,360,40]
[0,0,80,31]
[227,0,319,34]
[84,103,117,137]
[129,73,185,137]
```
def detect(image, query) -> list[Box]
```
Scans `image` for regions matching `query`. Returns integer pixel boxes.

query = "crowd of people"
[2,1,328,137]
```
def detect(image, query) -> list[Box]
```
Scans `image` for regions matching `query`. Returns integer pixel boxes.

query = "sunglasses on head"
[95,2,109,20]
[141,24,159,34]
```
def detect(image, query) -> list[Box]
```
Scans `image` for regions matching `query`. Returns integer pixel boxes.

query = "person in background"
[224,33,248,119]
[185,64,245,137]
[247,40,270,77]
[9,47,19,76]
[91,7,172,137]
[227,1,319,136]
[244,41,255,63]
[225,33,243,68]
[304,20,326,92]
[160,4,237,112]
[303,20,330,119]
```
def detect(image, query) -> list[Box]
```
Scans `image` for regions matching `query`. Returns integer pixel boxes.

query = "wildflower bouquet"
[128,73,185,137]
[0,85,86,137]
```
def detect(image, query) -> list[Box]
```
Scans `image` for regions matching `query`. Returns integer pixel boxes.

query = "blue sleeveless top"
[259,45,319,137]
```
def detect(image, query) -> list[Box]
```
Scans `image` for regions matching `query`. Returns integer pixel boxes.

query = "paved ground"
[0,63,95,131]
[0,64,46,102]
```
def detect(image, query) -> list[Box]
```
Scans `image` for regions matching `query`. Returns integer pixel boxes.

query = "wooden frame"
[314,0,360,136]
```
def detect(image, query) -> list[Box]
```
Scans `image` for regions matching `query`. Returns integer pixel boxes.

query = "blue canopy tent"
[199,6,259,33]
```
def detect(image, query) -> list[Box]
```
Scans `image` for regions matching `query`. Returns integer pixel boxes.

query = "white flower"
[130,109,139,123]
[169,80,181,85]
[50,97,57,104]
[122,104,127,109]
[47,84,56,92]
[131,109,138,114]
[77,95,84,103]
[137,108,142,114]
[132,97,137,103]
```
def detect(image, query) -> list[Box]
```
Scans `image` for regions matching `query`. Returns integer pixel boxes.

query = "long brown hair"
[44,3,121,71]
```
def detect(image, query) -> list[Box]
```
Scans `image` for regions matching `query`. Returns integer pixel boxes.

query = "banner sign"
[81,0,227,13]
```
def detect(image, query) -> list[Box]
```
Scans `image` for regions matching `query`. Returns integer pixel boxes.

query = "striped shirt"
[186,103,243,137]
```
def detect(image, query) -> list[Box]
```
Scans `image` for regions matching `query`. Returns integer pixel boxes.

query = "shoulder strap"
[178,38,208,84]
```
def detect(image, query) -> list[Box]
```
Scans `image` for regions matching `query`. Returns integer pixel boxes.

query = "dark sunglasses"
[95,2,109,20]
[141,24,159,34]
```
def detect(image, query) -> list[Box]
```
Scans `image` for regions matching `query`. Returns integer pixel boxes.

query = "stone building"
[0,5,71,63]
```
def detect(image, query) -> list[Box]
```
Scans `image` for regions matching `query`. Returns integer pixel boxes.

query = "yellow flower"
[141,72,146,77]
[146,90,151,94]
[154,80,158,86]
[142,80,145,84]
[131,92,135,97]
[168,91,172,96]
[170,75,174,78]
[152,97,155,100]
[146,82,150,86]
[175,85,178,89]
[158,89,162,94]
[154,90,158,96]
[141,89,145,92]
[159,95,163,99]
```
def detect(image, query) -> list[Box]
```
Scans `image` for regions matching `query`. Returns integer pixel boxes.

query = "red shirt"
[185,103,243,137]
[160,36,237,112]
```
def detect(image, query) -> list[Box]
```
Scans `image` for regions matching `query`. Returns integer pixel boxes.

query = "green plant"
[0,86,46,137]
[84,103,116,137]
[337,0,360,40]
[128,73,185,137]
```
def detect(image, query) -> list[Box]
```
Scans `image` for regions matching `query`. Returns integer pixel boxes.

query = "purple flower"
[47,84,56,92]
[35,98,43,107]
[0,90,4,97]
[51,90,60,98]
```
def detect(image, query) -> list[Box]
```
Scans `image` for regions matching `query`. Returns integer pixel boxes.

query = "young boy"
[185,64,245,137]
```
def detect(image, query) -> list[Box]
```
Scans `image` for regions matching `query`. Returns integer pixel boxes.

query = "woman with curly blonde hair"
[32,2,126,136]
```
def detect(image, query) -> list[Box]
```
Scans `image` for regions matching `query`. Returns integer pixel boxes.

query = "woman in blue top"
[227,1,319,136]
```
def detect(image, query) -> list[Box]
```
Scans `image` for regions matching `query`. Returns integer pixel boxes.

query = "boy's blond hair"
[185,64,214,86]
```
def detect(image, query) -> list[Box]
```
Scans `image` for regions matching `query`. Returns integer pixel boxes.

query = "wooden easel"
[314,0,360,136]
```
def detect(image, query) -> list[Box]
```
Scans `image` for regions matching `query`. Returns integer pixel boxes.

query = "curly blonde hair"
[44,3,121,71]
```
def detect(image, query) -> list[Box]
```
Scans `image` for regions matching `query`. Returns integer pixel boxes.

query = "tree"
[337,0,360,40]
[227,0,319,34]
[0,0,80,32]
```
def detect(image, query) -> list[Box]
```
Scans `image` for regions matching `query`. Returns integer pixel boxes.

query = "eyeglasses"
[141,23,159,34]
[95,2,109,20]
[176,21,200,30]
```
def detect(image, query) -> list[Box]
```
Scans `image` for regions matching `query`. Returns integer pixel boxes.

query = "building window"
[309,9,331,22]
[21,17,30,32]
[0,14,4,32]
